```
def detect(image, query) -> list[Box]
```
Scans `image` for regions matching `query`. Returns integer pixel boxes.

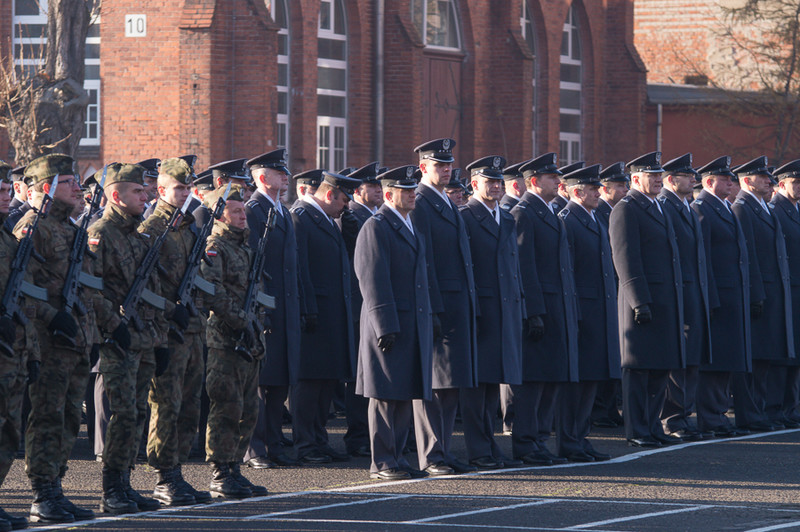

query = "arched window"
[317,0,347,170]
[270,0,290,149]
[521,0,537,154]
[559,5,582,165]
[411,0,461,50]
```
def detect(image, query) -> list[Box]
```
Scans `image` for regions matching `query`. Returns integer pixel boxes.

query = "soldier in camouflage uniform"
[13,155,96,524]
[88,163,171,515]
[200,185,267,499]
[0,163,40,531]
[141,157,209,506]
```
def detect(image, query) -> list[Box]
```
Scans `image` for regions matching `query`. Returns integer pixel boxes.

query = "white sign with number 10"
[125,14,147,37]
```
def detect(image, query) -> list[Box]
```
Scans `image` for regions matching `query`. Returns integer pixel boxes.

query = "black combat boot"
[100,468,138,515]
[29,478,74,524]
[230,462,268,497]
[53,475,95,521]
[176,464,211,503]
[209,462,251,499]
[121,468,160,511]
[0,507,26,530]
[153,468,195,507]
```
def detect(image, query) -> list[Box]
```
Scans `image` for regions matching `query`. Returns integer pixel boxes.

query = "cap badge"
[406,166,414,177]
[442,139,450,150]
[493,157,501,169]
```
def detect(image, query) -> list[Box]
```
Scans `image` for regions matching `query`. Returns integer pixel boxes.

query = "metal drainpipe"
[375,0,385,162]
[656,103,662,152]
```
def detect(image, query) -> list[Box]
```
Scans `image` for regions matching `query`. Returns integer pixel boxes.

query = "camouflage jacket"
[138,199,206,333]
[0,212,39,360]
[88,203,168,352]
[13,199,94,353]
[200,220,262,357]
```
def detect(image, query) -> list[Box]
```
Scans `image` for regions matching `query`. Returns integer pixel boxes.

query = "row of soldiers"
[1,136,797,527]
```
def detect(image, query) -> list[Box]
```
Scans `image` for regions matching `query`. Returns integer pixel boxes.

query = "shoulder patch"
[88,237,100,246]
[206,249,218,258]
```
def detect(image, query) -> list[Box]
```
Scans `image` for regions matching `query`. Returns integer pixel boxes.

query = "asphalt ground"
[4,417,800,531]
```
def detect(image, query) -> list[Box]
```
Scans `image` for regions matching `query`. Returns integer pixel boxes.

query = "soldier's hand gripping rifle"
[234,207,277,362]
[175,183,232,316]
[115,195,193,335]
[54,166,107,346]
[0,176,57,355]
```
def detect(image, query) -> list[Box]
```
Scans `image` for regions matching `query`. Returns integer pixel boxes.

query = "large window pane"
[317,67,346,91]
[560,113,580,133]
[318,38,346,60]
[560,88,581,110]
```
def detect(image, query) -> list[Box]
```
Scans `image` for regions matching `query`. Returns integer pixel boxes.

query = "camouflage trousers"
[99,344,155,471]
[0,352,26,486]
[205,348,259,464]
[25,345,90,482]
[147,332,205,469]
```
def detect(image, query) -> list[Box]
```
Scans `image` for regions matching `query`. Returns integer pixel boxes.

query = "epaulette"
[373,212,385,222]
[621,196,632,203]
[500,204,511,211]
[516,203,527,209]
[291,206,306,215]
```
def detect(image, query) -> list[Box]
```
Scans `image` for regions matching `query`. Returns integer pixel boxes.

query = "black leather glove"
[525,315,545,341]
[89,343,101,367]
[378,333,397,353]
[0,316,15,346]
[302,313,318,333]
[154,347,171,377]
[111,322,131,351]
[751,300,764,319]
[432,313,443,342]
[48,310,78,339]
[634,305,652,325]
[27,360,40,384]
[170,303,190,330]
[340,209,359,255]
[263,315,273,335]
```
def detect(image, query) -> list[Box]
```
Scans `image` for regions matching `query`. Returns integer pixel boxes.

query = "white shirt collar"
[386,204,414,234]
[420,181,452,207]
[743,188,771,213]
[529,192,552,212]
[301,194,333,223]
[354,198,378,215]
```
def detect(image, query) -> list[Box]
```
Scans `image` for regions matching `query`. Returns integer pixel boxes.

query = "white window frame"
[413,0,462,52]
[12,1,101,146]
[317,0,347,169]
[559,5,581,165]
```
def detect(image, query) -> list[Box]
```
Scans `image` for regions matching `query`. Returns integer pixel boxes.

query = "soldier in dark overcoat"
[608,151,685,448]
[354,165,433,481]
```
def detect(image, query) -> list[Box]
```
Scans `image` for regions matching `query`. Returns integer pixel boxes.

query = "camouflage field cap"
[159,157,195,185]
[203,183,246,209]
[0,161,13,184]
[105,162,145,187]
[24,154,76,185]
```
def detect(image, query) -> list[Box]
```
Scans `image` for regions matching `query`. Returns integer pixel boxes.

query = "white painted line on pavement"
[744,521,800,532]
[243,493,413,519]
[562,505,709,529]
[403,499,561,523]
[254,517,631,531]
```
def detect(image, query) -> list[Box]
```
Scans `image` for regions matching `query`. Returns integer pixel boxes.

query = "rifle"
[234,206,277,361]
[117,195,193,333]
[0,176,56,354]
[175,183,232,316]
[55,166,106,347]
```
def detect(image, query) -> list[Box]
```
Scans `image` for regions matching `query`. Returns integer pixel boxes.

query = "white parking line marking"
[563,505,709,529]
[403,499,561,523]
[243,493,413,519]
[744,521,800,532]
[257,517,630,531]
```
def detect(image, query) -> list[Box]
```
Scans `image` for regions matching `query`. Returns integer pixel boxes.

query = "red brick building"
[4,0,649,177]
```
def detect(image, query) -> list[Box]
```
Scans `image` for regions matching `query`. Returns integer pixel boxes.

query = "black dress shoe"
[269,453,301,467]
[370,468,410,481]
[585,449,611,462]
[565,451,595,463]
[320,446,350,462]
[653,433,682,445]
[538,448,568,464]
[671,429,703,441]
[400,466,428,478]
[498,455,523,468]
[519,452,552,466]
[627,437,661,448]
[299,450,332,464]
[592,417,618,428]
[469,456,502,470]
[245,456,274,469]
[348,445,371,458]
[745,421,776,433]
[424,462,454,476]
[447,459,477,474]
[781,417,800,429]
